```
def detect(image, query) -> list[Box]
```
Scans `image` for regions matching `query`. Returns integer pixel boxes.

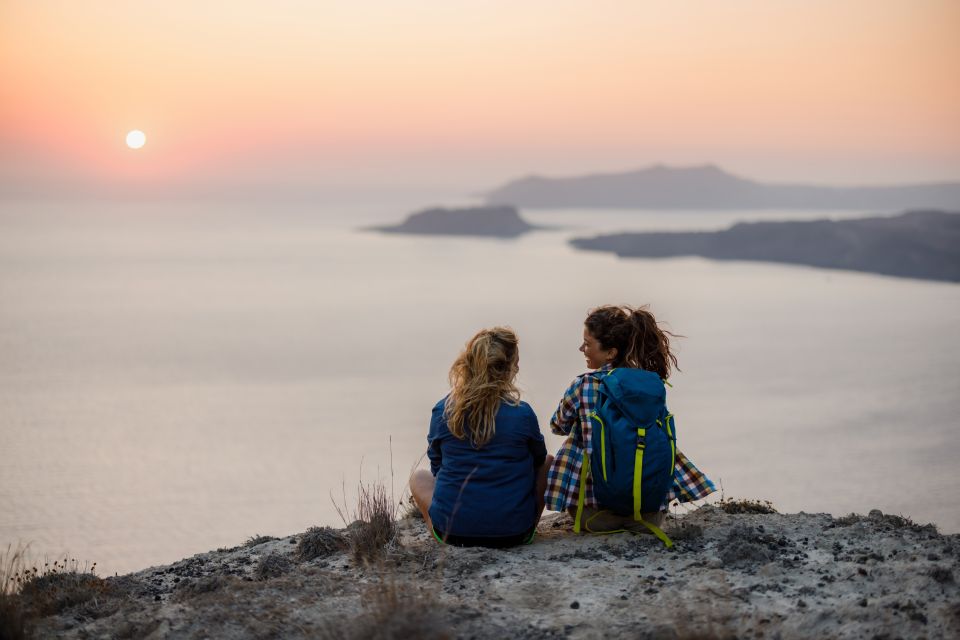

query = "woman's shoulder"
[577,370,605,381]
[496,400,539,431]
[565,370,603,390]
[431,397,449,423]
[498,399,534,414]
[516,399,537,416]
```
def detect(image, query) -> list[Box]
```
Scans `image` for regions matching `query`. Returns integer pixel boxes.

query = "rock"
[719,524,774,567]
[29,508,960,640]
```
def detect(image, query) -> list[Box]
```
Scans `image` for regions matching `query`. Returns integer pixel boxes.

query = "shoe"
[624,511,666,534]
[580,508,630,533]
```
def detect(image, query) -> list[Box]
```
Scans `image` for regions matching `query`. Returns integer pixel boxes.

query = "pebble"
[570,601,580,609]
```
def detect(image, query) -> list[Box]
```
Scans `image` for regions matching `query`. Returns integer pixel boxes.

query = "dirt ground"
[32,506,960,639]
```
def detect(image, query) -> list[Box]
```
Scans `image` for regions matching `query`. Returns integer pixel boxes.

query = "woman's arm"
[427,405,445,476]
[526,407,548,468]
[526,408,552,522]
[550,377,583,435]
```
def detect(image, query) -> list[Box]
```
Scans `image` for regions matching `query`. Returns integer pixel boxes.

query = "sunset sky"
[2,0,959,198]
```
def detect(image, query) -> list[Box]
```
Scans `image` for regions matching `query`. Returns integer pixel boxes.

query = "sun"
[125,130,146,149]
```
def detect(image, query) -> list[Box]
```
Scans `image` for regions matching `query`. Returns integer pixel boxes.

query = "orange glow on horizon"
[2,0,959,192]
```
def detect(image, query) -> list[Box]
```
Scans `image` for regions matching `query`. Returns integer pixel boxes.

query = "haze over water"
[1,197,958,576]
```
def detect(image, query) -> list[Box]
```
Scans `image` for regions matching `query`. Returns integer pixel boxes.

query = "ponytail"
[584,305,680,378]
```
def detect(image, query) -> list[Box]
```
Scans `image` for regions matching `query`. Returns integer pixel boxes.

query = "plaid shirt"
[544,364,716,512]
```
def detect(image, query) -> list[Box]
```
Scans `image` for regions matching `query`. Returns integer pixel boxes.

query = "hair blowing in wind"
[444,327,521,448]
[585,305,680,379]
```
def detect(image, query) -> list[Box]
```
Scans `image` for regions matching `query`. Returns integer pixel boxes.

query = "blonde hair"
[444,327,521,448]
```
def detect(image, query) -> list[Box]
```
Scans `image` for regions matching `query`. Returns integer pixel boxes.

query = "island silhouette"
[372,205,539,238]
[484,164,960,210]
[570,210,960,282]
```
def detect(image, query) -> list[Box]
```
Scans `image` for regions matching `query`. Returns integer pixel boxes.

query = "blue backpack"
[573,368,676,547]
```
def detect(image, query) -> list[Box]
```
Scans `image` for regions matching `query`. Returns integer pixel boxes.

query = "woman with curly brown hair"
[544,305,715,534]
[409,327,553,548]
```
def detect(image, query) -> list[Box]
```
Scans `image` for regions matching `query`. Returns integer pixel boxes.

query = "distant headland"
[570,210,960,282]
[484,164,960,210]
[372,205,539,238]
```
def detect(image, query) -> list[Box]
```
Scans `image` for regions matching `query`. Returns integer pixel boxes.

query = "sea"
[1,195,958,576]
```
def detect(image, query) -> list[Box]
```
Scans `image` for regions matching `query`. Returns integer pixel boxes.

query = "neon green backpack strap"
[635,517,674,548]
[632,428,646,519]
[573,451,590,534]
[631,426,674,548]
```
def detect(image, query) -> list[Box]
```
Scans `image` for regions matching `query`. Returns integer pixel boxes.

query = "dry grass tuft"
[171,574,238,603]
[244,534,277,548]
[296,527,347,562]
[333,478,398,563]
[358,578,450,639]
[19,571,109,618]
[718,498,777,514]
[1,544,30,640]
[834,513,862,526]
[834,510,939,535]
[322,576,451,640]
[402,495,423,520]
[7,553,110,621]
[254,553,293,581]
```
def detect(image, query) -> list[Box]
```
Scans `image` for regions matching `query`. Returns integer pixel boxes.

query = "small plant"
[833,510,938,535]
[359,578,451,639]
[718,498,777,514]
[402,495,424,521]
[254,553,293,581]
[834,513,862,526]
[171,574,235,603]
[296,527,346,562]
[2,547,110,629]
[16,557,108,618]
[244,534,277,548]
[333,479,398,563]
[331,449,401,564]
[322,576,451,640]
[1,544,29,640]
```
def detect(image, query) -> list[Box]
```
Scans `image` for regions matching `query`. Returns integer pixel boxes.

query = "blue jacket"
[428,398,547,538]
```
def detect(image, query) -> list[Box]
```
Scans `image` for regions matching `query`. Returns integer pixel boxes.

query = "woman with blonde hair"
[409,327,552,547]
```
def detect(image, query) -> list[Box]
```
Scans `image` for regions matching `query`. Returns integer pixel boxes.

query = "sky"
[1,0,959,198]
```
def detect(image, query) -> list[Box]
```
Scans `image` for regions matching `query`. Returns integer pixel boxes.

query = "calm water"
[1,198,958,575]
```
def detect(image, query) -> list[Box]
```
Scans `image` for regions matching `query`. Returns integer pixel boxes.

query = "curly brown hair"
[584,305,680,379]
[444,327,521,448]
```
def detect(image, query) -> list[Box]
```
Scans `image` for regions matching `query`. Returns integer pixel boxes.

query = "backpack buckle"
[636,430,646,450]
